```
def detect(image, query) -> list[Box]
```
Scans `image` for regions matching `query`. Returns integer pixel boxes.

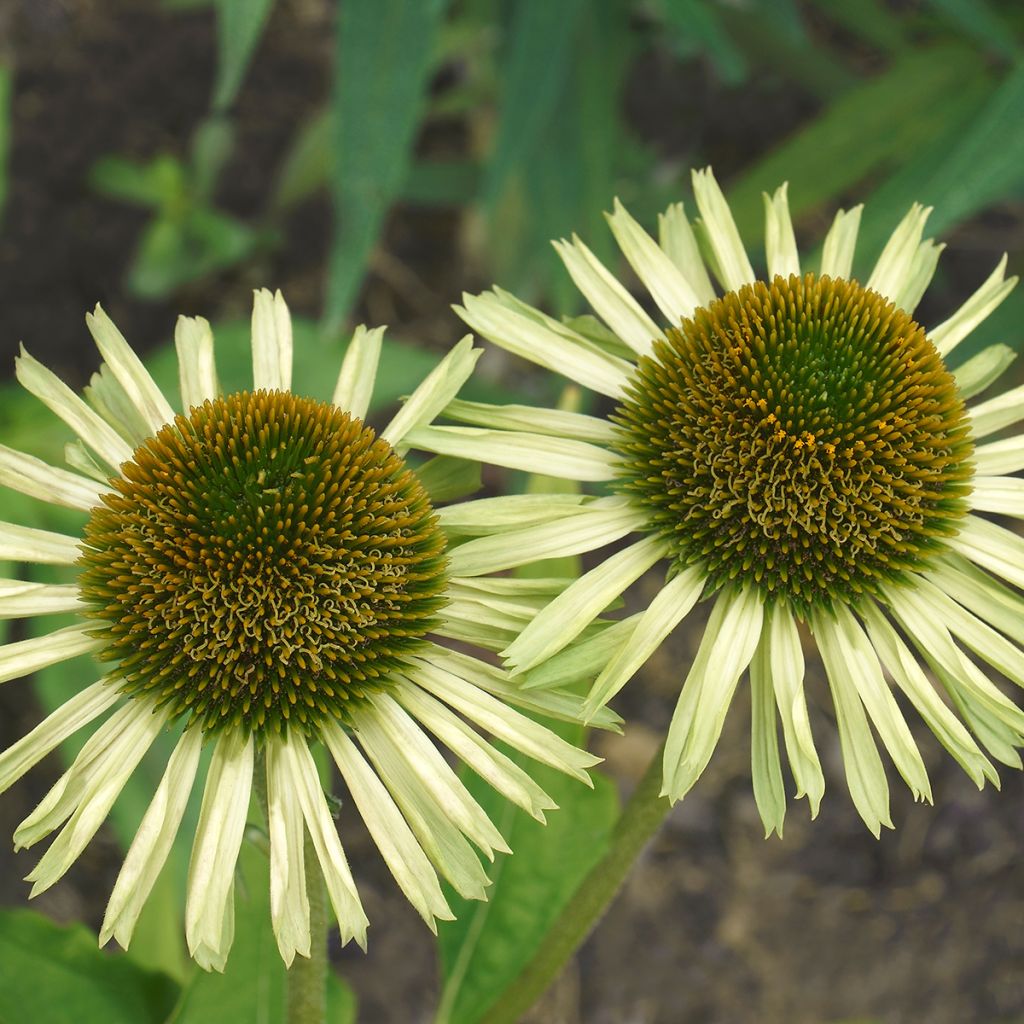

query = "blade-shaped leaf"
[213,0,276,111]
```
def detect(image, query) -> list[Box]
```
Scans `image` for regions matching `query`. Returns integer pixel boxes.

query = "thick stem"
[479,740,671,1024]
[287,832,329,1024]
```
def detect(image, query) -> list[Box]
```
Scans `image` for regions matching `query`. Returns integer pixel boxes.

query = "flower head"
[0,290,609,968]
[410,169,1024,836]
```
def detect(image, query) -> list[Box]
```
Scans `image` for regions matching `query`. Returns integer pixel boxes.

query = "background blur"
[0,1,1023,1022]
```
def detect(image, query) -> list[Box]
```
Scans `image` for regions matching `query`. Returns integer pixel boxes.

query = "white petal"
[605,199,703,325]
[663,586,763,802]
[281,732,368,949]
[0,521,81,565]
[894,239,944,314]
[403,658,599,783]
[448,498,645,577]
[690,167,755,292]
[503,534,668,673]
[101,726,203,948]
[16,347,132,469]
[953,343,1015,400]
[24,702,168,895]
[382,336,480,448]
[457,291,631,399]
[85,305,175,433]
[587,566,705,716]
[84,364,151,448]
[865,204,931,304]
[0,444,103,511]
[175,316,219,411]
[522,615,642,692]
[926,555,1024,648]
[185,729,253,969]
[0,580,81,619]
[65,441,111,483]
[860,601,995,789]
[0,625,104,686]
[749,624,785,838]
[251,288,293,392]
[812,610,892,836]
[950,515,1024,590]
[0,679,120,795]
[332,325,384,421]
[973,435,1024,476]
[969,383,1024,439]
[324,722,451,929]
[442,398,618,445]
[819,205,863,280]
[657,202,716,307]
[265,737,311,966]
[765,604,824,815]
[970,475,1024,517]
[762,183,799,279]
[930,255,1017,357]
[437,493,589,536]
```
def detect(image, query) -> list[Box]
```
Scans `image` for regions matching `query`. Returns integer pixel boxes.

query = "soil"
[1,3,1023,1023]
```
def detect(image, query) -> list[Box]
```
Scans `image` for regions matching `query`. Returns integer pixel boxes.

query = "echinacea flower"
[408,168,1024,836]
[0,290,609,969]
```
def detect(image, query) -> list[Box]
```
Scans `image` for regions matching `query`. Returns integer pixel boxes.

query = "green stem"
[287,832,329,1024]
[479,740,671,1024]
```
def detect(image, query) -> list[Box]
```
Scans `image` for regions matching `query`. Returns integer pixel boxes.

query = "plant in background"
[412,168,1024,1018]
[0,290,611,1012]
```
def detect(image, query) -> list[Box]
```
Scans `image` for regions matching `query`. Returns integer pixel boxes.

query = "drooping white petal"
[503,534,669,674]
[23,702,169,896]
[969,383,1024,439]
[251,288,293,392]
[101,726,203,948]
[819,205,863,280]
[332,325,385,420]
[605,199,703,325]
[0,580,81,619]
[926,555,1024,648]
[765,604,824,815]
[0,444,103,511]
[324,722,451,929]
[382,336,480,448]
[587,566,705,716]
[85,305,175,434]
[16,347,133,469]
[437,493,589,536]
[84,364,152,448]
[749,625,786,838]
[175,315,219,411]
[0,521,81,565]
[812,610,892,837]
[690,167,755,291]
[930,255,1017,357]
[860,601,995,789]
[970,476,1024,517]
[663,586,763,802]
[441,398,618,445]
[974,435,1024,476]
[0,679,120,796]
[894,240,944,314]
[950,515,1024,590]
[0,625,104,686]
[265,737,311,966]
[186,729,253,971]
[762,183,800,280]
[396,681,556,823]
[865,204,931,305]
[403,658,600,783]
[657,202,716,307]
[457,291,632,399]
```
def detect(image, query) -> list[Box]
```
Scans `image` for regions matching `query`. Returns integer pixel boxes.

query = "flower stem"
[287,832,329,1024]
[479,740,671,1024]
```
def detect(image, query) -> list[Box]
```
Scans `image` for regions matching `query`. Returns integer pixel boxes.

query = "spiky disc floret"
[615,273,974,613]
[78,390,448,735]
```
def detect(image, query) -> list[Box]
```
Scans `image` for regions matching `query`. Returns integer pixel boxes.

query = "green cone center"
[615,273,974,611]
[79,390,448,735]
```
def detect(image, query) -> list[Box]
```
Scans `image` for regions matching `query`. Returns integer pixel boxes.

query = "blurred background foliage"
[0,1,1022,1022]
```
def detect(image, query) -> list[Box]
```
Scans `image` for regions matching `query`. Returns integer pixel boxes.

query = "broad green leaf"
[723,44,989,247]
[0,909,179,1024]
[212,0,276,111]
[325,0,450,331]
[89,155,186,209]
[168,842,356,1023]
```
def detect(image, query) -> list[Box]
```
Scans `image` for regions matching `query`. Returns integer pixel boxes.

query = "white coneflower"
[0,289,611,969]
[408,168,1024,836]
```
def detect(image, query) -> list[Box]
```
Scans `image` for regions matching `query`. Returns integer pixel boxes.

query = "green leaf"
[271,108,332,211]
[926,0,1020,59]
[660,0,747,84]
[212,0,276,111]
[325,0,450,331]
[723,44,990,247]
[168,843,356,1023]
[435,748,618,1024]
[89,155,187,209]
[0,909,179,1024]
